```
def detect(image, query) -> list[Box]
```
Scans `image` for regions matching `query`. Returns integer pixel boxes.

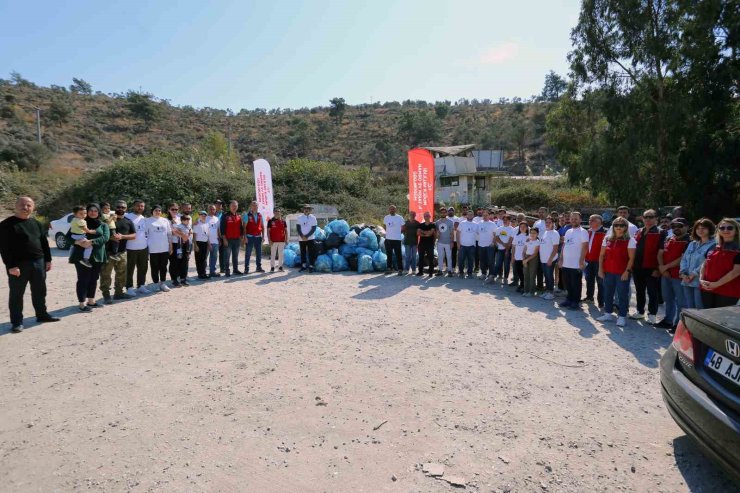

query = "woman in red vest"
[584,214,606,308]
[700,218,740,308]
[597,217,636,327]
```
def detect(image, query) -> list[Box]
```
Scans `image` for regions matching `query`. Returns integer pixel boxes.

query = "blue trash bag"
[379,237,385,253]
[358,229,379,250]
[331,253,349,272]
[344,231,360,245]
[356,247,375,258]
[284,249,298,267]
[357,254,374,273]
[314,254,332,273]
[339,244,358,257]
[314,227,326,241]
[327,248,339,257]
[326,219,350,238]
[372,251,388,271]
[287,242,300,253]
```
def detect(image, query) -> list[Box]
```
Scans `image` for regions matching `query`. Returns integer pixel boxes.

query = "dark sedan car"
[661,306,740,481]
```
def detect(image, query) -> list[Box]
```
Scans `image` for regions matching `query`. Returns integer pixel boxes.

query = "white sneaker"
[596,313,614,322]
[647,314,657,324]
[616,317,627,327]
[126,287,138,297]
[159,282,170,293]
[136,285,150,295]
[629,311,644,320]
[543,293,555,300]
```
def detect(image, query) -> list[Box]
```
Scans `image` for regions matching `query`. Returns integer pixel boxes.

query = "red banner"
[408,148,435,220]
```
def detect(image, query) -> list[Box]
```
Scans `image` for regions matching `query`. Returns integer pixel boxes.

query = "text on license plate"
[704,349,740,387]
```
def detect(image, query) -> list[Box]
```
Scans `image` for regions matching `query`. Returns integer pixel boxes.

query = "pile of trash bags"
[285,219,390,274]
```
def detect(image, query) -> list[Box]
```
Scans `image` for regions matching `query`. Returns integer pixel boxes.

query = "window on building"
[440,176,460,187]
[475,176,486,189]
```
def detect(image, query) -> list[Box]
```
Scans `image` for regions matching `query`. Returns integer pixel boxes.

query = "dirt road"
[0,251,737,492]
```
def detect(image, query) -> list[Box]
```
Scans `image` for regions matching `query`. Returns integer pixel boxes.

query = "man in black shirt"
[100,200,137,303]
[417,211,437,277]
[0,197,59,332]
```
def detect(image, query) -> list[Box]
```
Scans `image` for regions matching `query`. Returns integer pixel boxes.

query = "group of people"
[382,204,739,331]
[0,196,737,334]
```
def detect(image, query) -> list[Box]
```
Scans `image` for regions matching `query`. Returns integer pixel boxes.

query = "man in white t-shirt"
[533,207,548,291]
[456,211,479,278]
[124,199,150,296]
[447,207,461,272]
[297,204,318,272]
[477,210,497,280]
[493,215,516,283]
[383,205,405,274]
[558,211,590,309]
[205,205,221,277]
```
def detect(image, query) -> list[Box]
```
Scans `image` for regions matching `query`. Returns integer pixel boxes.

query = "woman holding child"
[69,203,110,312]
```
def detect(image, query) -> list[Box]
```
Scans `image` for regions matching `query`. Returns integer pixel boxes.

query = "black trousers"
[8,258,48,326]
[169,243,190,282]
[219,243,228,272]
[536,261,544,290]
[299,240,316,268]
[150,252,169,283]
[701,291,738,309]
[562,267,583,303]
[451,242,458,270]
[474,242,480,271]
[514,260,524,288]
[75,261,102,303]
[418,242,435,274]
[385,239,403,271]
[195,241,208,277]
[634,267,660,315]
[126,248,149,289]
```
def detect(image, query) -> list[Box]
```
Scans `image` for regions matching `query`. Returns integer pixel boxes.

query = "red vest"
[636,228,661,269]
[586,229,606,262]
[267,219,287,242]
[662,236,689,279]
[702,246,740,298]
[245,212,263,236]
[223,214,242,239]
[603,238,630,275]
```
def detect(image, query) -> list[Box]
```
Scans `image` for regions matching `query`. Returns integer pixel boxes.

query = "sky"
[1,0,580,110]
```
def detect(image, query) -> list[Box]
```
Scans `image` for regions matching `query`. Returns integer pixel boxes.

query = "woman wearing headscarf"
[69,203,110,312]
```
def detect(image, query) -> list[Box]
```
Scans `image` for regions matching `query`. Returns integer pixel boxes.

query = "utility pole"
[33,106,41,143]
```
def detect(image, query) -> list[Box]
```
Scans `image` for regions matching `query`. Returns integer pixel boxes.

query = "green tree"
[193,131,239,170]
[285,117,313,157]
[397,111,442,146]
[434,102,451,119]
[329,97,347,124]
[69,78,93,95]
[47,97,74,126]
[125,91,161,130]
[540,70,568,102]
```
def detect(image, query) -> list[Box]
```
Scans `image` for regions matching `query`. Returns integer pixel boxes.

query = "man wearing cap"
[656,218,690,330]
[297,204,318,272]
[99,200,136,303]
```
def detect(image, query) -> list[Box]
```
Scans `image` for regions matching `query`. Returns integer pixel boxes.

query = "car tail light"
[672,320,695,364]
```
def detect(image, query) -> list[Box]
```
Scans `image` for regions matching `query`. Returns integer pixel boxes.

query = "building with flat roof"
[424,145,506,205]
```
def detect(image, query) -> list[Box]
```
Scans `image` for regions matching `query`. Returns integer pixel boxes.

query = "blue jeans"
[226,238,241,273]
[541,262,555,292]
[208,242,219,274]
[603,272,631,317]
[459,245,475,275]
[479,246,494,276]
[584,261,603,305]
[662,277,686,326]
[245,236,263,271]
[682,285,703,309]
[404,244,418,272]
[493,249,510,278]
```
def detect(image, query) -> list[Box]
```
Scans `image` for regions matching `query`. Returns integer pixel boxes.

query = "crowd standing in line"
[0,196,738,334]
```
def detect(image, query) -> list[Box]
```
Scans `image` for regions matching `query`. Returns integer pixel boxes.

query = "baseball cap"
[671,217,688,226]
[199,211,207,216]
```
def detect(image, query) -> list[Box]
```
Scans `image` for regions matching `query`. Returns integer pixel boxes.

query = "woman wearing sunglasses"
[700,218,740,308]
[596,217,636,327]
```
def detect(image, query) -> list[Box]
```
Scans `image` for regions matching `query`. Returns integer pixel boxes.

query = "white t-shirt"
[496,225,516,250]
[513,232,528,261]
[146,217,172,254]
[562,226,590,269]
[193,221,209,242]
[525,238,541,256]
[383,214,404,241]
[297,214,318,240]
[477,221,497,247]
[602,236,637,248]
[533,219,547,234]
[539,229,560,263]
[457,220,479,247]
[472,216,483,224]
[206,215,220,243]
[124,213,148,250]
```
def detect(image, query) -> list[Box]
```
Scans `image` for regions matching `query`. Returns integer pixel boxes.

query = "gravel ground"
[0,249,738,492]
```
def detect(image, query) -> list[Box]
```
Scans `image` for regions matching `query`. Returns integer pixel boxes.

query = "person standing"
[220,200,243,276]
[558,212,590,309]
[297,204,318,272]
[583,215,606,308]
[435,208,455,277]
[700,218,740,308]
[170,214,192,286]
[417,211,437,277]
[447,207,460,273]
[538,217,560,299]
[477,210,497,281]
[70,204,110,312]
[383,205,404,275]
[456,211,479,278]
[522,227,541,296]
[146,205,173,292]
[596,217,636,327]
[243,201,265,274]
[512,222,529,293]
[679,218,716,309]
[267,209,288,272]
[193,211,210,279]
[402,211,420,275]
[493,215,515,283]
[608,206,639,237]
[206,205,221,278]
[214,199,228,274]
[100,200,136,303]
[533,207,548,291]
[167,203,186,287]
[630,210,664,324]
[124,200,150,296]
[0,197,59,332]
[656,218,690,331]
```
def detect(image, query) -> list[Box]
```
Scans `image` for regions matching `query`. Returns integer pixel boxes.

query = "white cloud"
[478,42,520,65]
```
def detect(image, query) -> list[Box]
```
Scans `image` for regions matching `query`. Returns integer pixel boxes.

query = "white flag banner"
[253,159,274,229]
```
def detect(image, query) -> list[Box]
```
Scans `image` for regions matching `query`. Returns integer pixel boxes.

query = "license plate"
[704,349,740,388]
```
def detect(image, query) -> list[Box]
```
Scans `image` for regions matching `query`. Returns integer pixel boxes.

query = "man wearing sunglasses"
[99,200,136,303]
[630,209,666,324]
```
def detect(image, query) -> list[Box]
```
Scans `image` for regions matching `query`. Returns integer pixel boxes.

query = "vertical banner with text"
[253,159,274,231]
[408,148,435,220]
